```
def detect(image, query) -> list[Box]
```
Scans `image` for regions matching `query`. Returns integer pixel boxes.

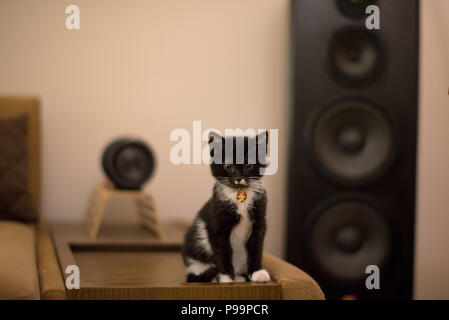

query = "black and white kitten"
[182,131,270,283]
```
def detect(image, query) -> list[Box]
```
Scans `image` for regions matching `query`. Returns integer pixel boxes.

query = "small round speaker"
[304,195,391,284]
[335,0,377,18]
[102,138,155,190]
[304,98,397,186]
[327,27,384,87]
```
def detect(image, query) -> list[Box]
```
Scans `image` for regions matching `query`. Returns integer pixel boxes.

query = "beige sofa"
[0,97,66,300]
[0,96,324,300]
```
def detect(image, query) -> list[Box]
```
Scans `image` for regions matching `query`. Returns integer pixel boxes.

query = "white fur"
[250,269,270,283]
[218,274,233,283]
[216,180,264,212]
[195,219,213,255]
[235,178,246,185]
[216,180,265,277]
[230,214,252,275]
[186,258,215,276]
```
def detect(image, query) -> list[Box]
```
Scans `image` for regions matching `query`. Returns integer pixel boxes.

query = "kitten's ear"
[208,131,224,160]
[256,130,269,166]
[208,131,223,144]
[257,130,269,147]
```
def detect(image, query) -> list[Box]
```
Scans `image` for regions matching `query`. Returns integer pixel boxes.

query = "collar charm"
[237,188,247,203]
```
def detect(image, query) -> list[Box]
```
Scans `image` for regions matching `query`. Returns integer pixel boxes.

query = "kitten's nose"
[234,179,246,185]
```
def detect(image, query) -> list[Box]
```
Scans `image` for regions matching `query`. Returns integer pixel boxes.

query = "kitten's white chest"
[230,205,252,275]
[216,181,264,275]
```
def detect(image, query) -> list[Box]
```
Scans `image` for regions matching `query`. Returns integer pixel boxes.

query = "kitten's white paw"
[234,275,247,283]
[250,269,270,283]
[218,274,234,283]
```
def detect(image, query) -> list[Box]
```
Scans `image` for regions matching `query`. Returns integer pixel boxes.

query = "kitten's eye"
[224,164,232,170]
[244,164,254,170]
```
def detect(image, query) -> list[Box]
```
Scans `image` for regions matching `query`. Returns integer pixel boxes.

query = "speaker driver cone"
[328,28,384,87]
[305,99,396,186]
[305,197,391,283]
[102,138,155,190]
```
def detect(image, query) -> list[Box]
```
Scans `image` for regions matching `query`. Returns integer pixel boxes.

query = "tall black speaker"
[287,0,419,299]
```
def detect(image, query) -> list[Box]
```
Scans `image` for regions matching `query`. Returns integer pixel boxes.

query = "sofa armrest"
[37,218,66,300]
[263,253,325,300]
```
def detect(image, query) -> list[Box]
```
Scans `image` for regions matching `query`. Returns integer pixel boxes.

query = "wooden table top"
[52,222,282,300]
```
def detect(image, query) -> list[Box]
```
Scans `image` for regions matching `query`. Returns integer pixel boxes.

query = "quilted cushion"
[0,115,37,222]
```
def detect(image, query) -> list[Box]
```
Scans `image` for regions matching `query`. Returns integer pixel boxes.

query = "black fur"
[182,131,268,282]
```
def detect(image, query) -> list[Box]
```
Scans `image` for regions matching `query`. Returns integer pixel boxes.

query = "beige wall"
[414,0,449,300]
[0,0,448,299]
[0,0,289,258]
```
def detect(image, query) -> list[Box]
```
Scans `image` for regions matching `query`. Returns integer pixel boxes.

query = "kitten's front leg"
[247,218,271,283]
[209,232,235,282]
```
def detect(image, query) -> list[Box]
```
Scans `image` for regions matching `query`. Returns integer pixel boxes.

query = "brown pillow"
[0,114,37,222]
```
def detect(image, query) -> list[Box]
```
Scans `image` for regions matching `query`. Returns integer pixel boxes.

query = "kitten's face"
[209,132,268,189]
